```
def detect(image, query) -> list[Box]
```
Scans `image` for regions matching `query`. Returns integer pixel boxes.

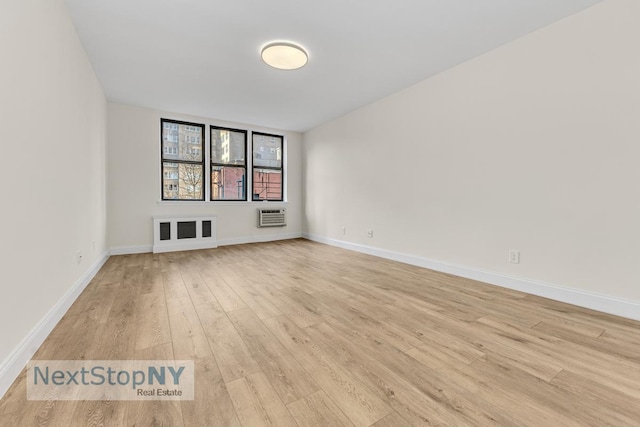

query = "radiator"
[258,208,286,227]
[153,215,217,253]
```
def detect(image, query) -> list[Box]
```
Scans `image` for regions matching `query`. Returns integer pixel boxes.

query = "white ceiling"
[64,0,600,132]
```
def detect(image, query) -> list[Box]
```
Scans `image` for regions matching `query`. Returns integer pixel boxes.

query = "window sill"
[157,200,288,207]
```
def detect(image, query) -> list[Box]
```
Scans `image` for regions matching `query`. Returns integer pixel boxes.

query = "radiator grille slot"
[153,215,217,253]
[258,209,286,227]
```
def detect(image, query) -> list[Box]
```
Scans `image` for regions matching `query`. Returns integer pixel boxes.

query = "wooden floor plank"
[182,356,241,427]
[305,321,510,426]
[227,308,319,404]
[134,291,172,351]
[371,411,412,427]
[166,302,212,361]
[311,292,424,352]
[257,286,324,328]
[467,356,615,426]
[263,315,393,427]
[2,239,639,426]
[180,269,219,307]
[233,284,283,320]
[194,302,261,383]
[138,265,163,295]
[550,369,640,425]
[287,390,354,427]
[226,371,297,427]
[200,268,248,312]
[68,397,128,427]
[213,268,284,319]
[127,343,184,427]
[475,314,640,398]
[533,320,640,362]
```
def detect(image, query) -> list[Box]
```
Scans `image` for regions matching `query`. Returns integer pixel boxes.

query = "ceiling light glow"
[261,42,308,70]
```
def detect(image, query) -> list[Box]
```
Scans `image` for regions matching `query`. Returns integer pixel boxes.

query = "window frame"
[251,132,284,202]
[159,119,286,204]
[210,125,248,202]
[160,118,205,201]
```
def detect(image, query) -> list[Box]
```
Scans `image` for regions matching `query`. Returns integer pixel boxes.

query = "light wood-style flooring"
[1,239,640,426]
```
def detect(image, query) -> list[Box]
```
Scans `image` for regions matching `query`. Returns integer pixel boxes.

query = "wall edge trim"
[0,251,110,399]
[110,232,303,255]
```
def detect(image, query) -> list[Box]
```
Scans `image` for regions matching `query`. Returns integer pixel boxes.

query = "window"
[161,119,204,200]
[160,119,285,202]
[252,132,283,201]
[211,126,247,201]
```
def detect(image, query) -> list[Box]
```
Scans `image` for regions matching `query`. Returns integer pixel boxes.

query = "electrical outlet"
[509,250,520,264]
[367,229,374,238]
[341,226,346,235]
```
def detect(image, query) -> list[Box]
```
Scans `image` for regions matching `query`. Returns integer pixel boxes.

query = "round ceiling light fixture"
[261,42,308,70]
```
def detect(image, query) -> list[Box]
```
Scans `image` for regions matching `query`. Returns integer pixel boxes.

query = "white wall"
[108,103,302,252]
[303,0,640,308]
[0,0,108,393]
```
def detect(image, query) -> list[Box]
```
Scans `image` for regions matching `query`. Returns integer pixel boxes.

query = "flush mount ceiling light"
[261,42,308,70]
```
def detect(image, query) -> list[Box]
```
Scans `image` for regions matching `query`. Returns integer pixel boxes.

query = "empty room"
[1,0,639,425]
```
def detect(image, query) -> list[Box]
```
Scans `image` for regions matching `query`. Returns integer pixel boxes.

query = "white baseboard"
[0,251,110,399]
[302,233,640,322]
[217,232,302,247]
[153,241,218,254]
[110,245,153,255]
[110,233,303,255]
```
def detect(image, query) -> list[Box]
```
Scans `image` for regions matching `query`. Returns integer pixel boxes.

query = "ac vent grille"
[258,208,286,227]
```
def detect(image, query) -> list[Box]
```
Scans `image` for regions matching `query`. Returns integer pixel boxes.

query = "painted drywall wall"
[107,103,302,252]
[0,0,107,381]
[303,0,640,304]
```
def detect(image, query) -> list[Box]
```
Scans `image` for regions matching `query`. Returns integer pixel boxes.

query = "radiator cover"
[153,215,217,253]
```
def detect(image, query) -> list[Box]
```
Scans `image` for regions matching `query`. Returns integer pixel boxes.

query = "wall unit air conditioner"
[258,208,286,227]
